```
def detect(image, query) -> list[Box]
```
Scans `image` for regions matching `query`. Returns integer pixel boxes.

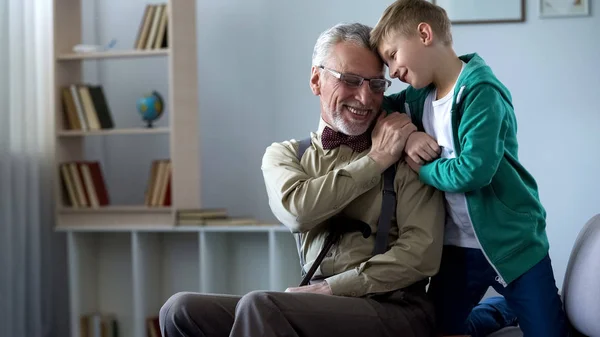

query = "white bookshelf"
[56,49,170,61]
[52,0,200,228]
[59,226,301,337]
[49,0,304,336]
[48,2,301,337]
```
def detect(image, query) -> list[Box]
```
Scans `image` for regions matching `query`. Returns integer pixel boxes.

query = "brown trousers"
[159,285,435,337]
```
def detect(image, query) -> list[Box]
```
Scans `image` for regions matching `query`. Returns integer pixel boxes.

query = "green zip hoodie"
[382,53,549,285]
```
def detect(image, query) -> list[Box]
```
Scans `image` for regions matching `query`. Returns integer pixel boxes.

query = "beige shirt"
[261,119,446,297]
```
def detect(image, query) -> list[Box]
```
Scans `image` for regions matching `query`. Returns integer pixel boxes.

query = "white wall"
[87,0,599,288]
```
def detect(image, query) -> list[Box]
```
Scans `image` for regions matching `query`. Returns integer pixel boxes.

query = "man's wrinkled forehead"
[327,42,385,77]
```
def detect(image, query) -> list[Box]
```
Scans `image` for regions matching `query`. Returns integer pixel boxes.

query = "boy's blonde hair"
[370,0,452,49]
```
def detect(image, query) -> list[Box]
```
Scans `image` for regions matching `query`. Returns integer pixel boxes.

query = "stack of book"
[61,84,114,131]
[146,316,160,337]
[60,161,109,209]
[134,3,168,50]
[176,208,258,226]
[144,159,172,207]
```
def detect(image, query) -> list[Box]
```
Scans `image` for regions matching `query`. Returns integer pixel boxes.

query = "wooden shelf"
[201,224,288,232]
[54,224,289,232]
[56,49,169,61]
[57,127,170,137]
[56,206,174,229]
[58,205,172,213]
[55,224,177,232]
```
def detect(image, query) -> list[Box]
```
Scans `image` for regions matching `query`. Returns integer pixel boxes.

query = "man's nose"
[390,68,399,79]
[355,81,373,104]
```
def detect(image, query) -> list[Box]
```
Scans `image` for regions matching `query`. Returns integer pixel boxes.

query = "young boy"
[370,1,568,336]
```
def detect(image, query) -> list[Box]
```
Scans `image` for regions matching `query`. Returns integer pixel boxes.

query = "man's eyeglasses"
[319,66,392,93]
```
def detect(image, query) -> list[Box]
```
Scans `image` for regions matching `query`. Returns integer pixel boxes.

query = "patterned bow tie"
[321,126,371,153]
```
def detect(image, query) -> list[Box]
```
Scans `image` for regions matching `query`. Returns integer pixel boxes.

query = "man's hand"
[405,154,422,174]
[285,282,333,295]
[369,112,417,172]
[405,132,440,165]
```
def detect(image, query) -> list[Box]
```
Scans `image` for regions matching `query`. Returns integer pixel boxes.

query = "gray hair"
[312,22,374,67]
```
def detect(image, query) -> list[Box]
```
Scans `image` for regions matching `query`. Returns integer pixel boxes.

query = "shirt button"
[340,156,347,161]
[371,177,377,183]
[326,252,332,257]
[351,292,357,296]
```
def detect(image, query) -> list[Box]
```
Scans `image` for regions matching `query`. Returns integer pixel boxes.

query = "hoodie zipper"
[453,85,507,288]
[468,211,507,287]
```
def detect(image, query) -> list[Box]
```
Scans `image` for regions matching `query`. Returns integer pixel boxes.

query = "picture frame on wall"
[539,0,590,18]
[433,0,525,24]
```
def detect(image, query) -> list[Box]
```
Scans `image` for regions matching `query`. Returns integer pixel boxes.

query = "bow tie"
[321,126,371,153]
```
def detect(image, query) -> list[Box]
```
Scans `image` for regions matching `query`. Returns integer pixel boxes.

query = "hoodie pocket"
[489,158,541,220]
[489,184,533,219]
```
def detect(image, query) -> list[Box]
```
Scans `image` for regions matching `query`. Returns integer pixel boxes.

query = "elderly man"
[159,22,445,337]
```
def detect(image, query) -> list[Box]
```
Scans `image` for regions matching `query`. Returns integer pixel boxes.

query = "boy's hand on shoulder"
[406,132,441,165]
[369,112,417,172]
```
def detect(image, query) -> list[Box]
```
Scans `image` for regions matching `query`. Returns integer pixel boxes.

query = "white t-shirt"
[422,62,480,249]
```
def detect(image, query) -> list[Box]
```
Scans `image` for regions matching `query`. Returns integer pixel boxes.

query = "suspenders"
[374,166,396,255]
[295,138,312,276]
[294,137,397,278]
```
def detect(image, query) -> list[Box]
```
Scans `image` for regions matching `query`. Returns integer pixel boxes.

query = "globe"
[136,91,164,128]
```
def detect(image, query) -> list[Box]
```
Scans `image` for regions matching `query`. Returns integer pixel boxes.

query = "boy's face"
[378,29,434,89]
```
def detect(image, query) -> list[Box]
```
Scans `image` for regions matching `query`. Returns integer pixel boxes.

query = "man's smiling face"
[310,41,385,136]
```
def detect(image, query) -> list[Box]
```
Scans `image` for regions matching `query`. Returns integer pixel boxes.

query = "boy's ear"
[310,66,321,96]
[417,22,433,46]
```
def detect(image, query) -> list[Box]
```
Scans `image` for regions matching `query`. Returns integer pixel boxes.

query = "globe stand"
[145,120,154,128]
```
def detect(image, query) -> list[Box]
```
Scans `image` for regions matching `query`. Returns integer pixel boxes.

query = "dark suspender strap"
[295,234,306,277]
[372,164,396,255]
[294,136,396,277]
[295,137,312,277]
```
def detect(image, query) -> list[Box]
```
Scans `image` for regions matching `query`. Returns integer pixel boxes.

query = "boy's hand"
[405,132,441,165]
[369,112,417,172]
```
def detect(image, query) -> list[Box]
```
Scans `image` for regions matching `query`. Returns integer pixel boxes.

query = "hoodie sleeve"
[382,90,407,115]
[419,84,509,193]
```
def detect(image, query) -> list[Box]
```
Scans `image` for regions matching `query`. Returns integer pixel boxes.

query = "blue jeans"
[428,245,568,337]
[467,296,518,337]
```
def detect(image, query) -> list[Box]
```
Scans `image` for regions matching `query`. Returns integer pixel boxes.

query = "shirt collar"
[317,118,333,137]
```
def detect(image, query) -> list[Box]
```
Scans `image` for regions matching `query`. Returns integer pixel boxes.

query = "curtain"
[0,0,68,336]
